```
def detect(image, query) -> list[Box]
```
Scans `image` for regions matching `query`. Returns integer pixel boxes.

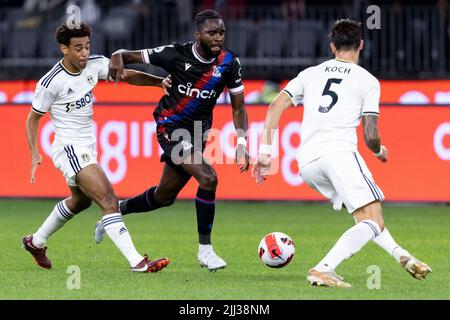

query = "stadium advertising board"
[2,80,450,105]
[1,105,449,202]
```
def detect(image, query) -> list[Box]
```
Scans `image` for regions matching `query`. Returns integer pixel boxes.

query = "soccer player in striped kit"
[253,19,431,287]
[95,10,250,271]
[23,22,170,273]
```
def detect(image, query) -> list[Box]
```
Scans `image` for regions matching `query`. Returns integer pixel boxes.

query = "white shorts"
[300,151,384,213]
[52,144,98,186]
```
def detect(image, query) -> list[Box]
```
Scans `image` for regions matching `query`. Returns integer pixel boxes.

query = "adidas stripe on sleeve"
[32,84,57,115]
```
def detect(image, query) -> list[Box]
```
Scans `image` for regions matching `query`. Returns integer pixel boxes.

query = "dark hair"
[329,19,362,51]
[195,9,223,31]
[55,23,91,46]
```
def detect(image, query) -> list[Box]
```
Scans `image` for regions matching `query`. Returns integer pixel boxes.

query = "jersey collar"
[334,58,353,64]
[192,43,216,64]
[59,60,83,76]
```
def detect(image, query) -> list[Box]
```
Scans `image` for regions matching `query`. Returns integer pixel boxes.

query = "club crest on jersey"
[86,75,95,86]
[212,65,222,78]
[81,153,90,162]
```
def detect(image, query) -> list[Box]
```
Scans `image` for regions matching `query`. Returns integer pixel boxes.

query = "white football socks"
[314,219,381,273]
[101,213,143,267]
[372,227,411,263]
[33,200,74,248]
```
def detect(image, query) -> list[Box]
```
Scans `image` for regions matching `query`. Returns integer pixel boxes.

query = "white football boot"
[307,268,352,288]
[400,255,432,279]
[93,221,105,244]
[197,244,227,271]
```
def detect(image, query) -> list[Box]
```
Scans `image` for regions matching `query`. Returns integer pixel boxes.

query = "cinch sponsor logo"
[66,91,93,112]
[178,82,218,99]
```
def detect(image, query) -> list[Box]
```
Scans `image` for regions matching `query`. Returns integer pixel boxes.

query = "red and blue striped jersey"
[141,42,244,133]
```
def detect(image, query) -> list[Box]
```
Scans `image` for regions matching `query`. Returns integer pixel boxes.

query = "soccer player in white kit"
[22,23,170,273]
[253,19,431,287]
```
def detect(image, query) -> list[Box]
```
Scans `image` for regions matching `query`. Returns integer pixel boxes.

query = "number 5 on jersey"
[319,78,342,113]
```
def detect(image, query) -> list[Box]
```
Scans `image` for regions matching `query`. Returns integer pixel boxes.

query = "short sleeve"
[282,72,305,106]
[96,55,110,80]
[141,44,176,71]
[226,57,244,95]
[362,80,380,116]
[31,84,56,115]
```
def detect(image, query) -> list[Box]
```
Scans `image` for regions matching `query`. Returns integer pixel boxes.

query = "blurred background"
[0,0,449,80]
[1,0,449,202]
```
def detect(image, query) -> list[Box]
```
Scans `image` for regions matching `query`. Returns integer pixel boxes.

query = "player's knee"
[158,197,175,207]
[75,198,92,212]
[199,172,218,190]
[376,218,385,231]
[67,197,92,214]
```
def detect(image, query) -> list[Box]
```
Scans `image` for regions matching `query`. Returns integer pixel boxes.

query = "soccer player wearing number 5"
[94,10,249,271]
[252,19,431,287]
[23,23,170,273]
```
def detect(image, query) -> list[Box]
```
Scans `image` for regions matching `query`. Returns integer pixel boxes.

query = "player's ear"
[359,40,364,51]
[330,42,337,54]
[194,30,200,42]
[60,44,69,55]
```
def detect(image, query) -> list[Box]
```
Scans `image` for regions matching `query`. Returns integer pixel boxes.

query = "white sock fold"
[314,219,381,272]
[102,213,143,267]
[372,227,410,263]
[33,200,74,248]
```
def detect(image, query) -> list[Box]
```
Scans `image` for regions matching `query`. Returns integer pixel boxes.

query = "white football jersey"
[32,54,110,146]
[283,58,380,168]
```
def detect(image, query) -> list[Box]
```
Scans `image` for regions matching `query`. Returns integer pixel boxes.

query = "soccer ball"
[258,232,295,268]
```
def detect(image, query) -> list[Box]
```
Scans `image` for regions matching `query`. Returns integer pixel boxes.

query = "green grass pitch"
[0,199,449,300]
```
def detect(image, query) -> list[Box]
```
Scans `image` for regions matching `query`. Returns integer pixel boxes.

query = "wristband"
[258,144,271,155]
[374,147,383,157]
[237,137,247,146]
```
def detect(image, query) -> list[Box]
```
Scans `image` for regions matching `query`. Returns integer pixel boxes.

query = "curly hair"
[55,23,91,46]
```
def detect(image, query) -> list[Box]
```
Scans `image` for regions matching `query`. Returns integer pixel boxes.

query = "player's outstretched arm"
[252,92,292,185]
[122,70,172,95]
[108,50,144,84]
[26,111,44,183]
[362,115,388,162]
[231,92,250,172]
[122,69,161,86]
